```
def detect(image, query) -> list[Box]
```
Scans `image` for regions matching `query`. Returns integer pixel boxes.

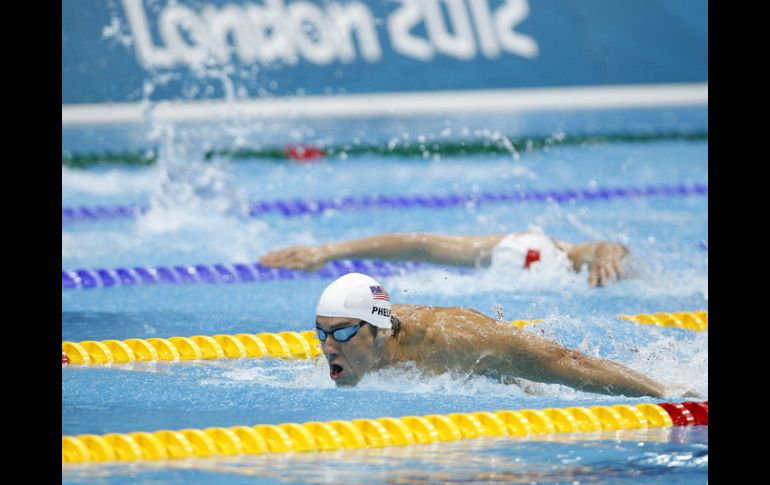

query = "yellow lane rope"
[62,402,679,463]
[62,331,321,365]
[616,311,707,331]
[62,311,707,365]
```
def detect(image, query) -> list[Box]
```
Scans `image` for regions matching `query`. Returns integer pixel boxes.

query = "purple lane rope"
[62,260,474,290]
[62,183,708,225]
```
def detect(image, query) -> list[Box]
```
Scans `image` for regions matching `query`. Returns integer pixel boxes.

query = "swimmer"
[315,273,668,397]
[261,229,629,288]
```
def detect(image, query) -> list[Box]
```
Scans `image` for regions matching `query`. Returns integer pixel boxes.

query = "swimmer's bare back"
[389,304,666,398]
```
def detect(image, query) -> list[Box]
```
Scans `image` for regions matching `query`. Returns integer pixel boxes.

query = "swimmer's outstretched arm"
[416,307,666,398]
[259,233,506,271]
[495,329,666,397]
[260,233,630,286]
[539,347,666,397]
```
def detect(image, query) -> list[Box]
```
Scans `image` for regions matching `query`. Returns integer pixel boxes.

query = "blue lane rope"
[700,241,708,250]
[62,183,707,225]
[62,260,475,290]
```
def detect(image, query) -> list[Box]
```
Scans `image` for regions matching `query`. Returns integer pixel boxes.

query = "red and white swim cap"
[491,229,571,272]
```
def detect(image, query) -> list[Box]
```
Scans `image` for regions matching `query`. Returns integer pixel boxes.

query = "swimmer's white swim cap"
[316,273,392,328]
[491,229,571,272]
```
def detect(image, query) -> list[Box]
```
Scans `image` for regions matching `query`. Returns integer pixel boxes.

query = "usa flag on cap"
[370,285,390,301]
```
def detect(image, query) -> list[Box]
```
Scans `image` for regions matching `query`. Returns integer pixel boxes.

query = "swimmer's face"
[315,316,376,387]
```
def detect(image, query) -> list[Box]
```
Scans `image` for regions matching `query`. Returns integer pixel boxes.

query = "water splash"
[137,121,253,226]
[629,332,708,399]
[621,255,708,302]
[385,264,586,298]
[489,129,539,180]
[379,248,705,302]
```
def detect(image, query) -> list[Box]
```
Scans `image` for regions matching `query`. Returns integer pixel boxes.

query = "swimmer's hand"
[259,245,328,271]
[567,241,629,288]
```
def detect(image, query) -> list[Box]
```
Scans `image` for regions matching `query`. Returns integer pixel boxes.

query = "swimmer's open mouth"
[329,363,344,381]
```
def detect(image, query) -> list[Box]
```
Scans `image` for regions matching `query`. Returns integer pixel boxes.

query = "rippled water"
[63,107,708,484]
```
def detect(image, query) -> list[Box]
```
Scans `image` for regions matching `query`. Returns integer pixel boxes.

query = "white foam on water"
[62,165,162,197]
[135,206,270,263]
[385,265,589,298]
[63,121,281,265]
[381,253,706,302]
[354,362,538,398]
[73,142,275,263]
[141,155,249,222]
[198,357,334,390]
[200,357,578,398]
[620,256,708,302]
[628,332,708,399]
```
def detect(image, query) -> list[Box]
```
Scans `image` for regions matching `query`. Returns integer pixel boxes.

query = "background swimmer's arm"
[558,240,630,287]
[496,331,666,398]
[260,233,507,270]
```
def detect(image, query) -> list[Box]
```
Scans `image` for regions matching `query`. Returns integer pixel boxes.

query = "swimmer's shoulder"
[392,304,434,318]
[393,304,486,341]
[393,304,484,320]
[392,303,419,313]
[391,304,439,344]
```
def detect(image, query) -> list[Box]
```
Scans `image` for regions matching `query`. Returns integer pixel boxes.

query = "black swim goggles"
[315,322,364,342]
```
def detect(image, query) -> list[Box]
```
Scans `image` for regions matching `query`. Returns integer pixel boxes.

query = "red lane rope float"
[657,402,709,426]
[286,145,325,162]
[682,401,708,424]
[62,401,707,463]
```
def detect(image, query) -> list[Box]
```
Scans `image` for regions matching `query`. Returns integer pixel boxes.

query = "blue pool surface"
[62,106,708,484]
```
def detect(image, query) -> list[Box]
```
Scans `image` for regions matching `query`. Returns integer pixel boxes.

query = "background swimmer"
[315,273,671,398]
[262,229,629,288]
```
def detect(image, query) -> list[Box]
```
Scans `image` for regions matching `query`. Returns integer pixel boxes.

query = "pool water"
[62,106,708,484]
